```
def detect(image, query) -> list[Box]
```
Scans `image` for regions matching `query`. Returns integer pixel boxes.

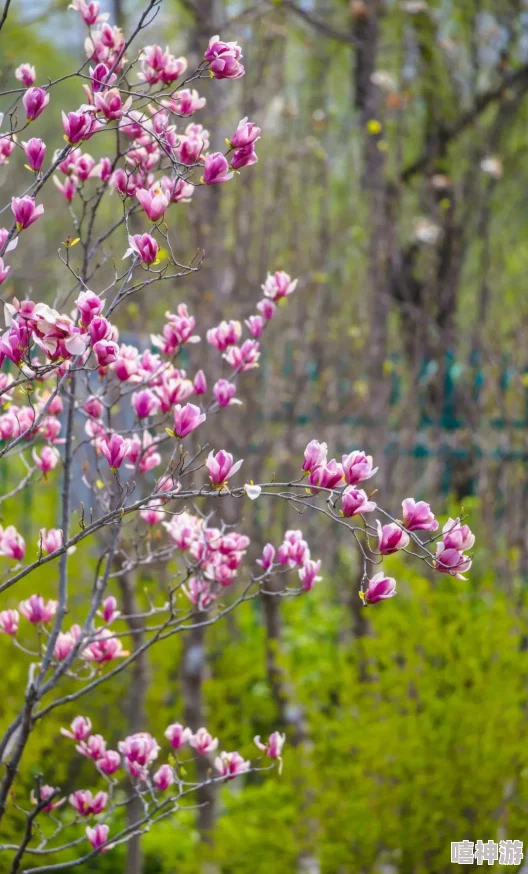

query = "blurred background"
[2,0,528,871]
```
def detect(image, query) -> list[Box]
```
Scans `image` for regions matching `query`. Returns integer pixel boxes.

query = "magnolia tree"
[0,0,475,869]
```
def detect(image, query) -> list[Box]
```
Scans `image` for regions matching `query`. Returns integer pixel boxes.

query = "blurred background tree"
[2,0,528,871]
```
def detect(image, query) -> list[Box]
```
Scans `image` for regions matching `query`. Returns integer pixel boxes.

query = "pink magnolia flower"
[401,498,438,532]
[132,389,159,419]
[0,609,19,635]
[193,369,207,395]
[69,789,107,816]
[30,784,66,812]
[153,763,174,790]
[441,517,475,552]
[308,460,344,491]
[0,136,17,167]
[257,543,275,570]
[206,449,243,486]
[207,320,241,351]
[435,543,472,579]
[204,35,245,80]
[11,196,44,230]
[118,732,160,778]
[84,396,104,418]
[62,109,98,145]
[230,117,261,149]
[0,526,26,560]
[189,727,218,755]
[96,596,120,623]
[213,378,239,407]
[76,290,103,327]
[376,521,410,555]
[22,138,46,171]
[164,722,192,750]
[150,305,199,355]
[168,88,205,116]
[275,532,308,567]
[94,339,119,367]
[32,445,60,473]
[302,439,328,473]
[88,316,118,343]
[257,298,276,320]
[76,733,106,759]
[53,626,80,661]
[182,576,216,610]
[53,175,78,202]
[125,233,159,264]
[69,0,109,25]
[36,391,63,417]
[173,403,206,438]
[0,230,16,257]
[203,152,234,185]
[342,450,378,485]
[86,823,110,852]
[83,629,128,663]
[23,87,49,121]
[136,186,169,222]
[254,731,285,761]
[298,558,322,591]
[94,87,130,120]
[363,573,397,604]
[89,62,115,92]
[39,528,65,555]
[245,314,264,337]
[61,716,92,741]
[141,45,187,84]
[15,64,36,87]
[118,110,146,138]
[73,153,96,180]
[92,156,112,181]
[0,258,10,286]
[223,339,260,371]
[96,750,121,775]
[85,323,110,356]
[231,144,258,169]
[261,270,297,301]
[163,176,194,203]
[214,751,250,779]
[341,487,377,517]
[100,433,130,470]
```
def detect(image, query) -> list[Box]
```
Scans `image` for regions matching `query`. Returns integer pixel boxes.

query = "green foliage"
[193,564,528,873]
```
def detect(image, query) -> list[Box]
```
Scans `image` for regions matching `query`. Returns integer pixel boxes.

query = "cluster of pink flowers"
[139,44,187,85]
[435,517,474,579]
[164,512,251,607]
[0,589,128,668]
[52,715,284,852]
[302,439,377,494]
[299,439,475,604]
[204,35,245,80]
[257,529,322,592]
[0,263,296,484]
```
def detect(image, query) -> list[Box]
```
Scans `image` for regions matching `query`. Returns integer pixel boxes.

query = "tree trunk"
[118,571,149,874]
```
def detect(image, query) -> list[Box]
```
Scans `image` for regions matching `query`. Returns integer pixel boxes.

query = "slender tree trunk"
[119,571,149,874]
[354,2,391,481]
[181,619,217,856]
